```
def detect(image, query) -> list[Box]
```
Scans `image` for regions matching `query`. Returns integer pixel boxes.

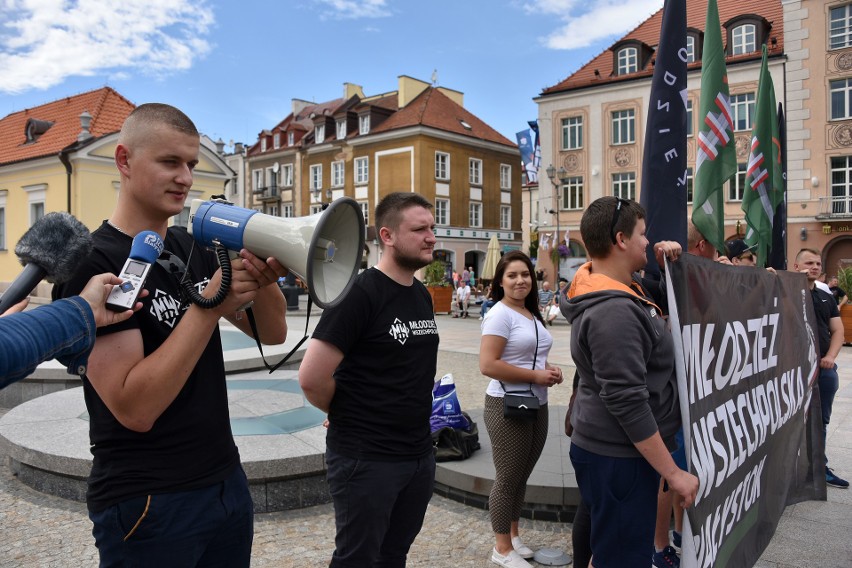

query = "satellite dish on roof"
[272,162,280,173]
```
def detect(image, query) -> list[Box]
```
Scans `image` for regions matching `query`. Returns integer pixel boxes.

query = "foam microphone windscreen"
[14,212,93,283]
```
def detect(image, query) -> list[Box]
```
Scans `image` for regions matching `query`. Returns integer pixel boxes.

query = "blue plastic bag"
[430,373,471,432]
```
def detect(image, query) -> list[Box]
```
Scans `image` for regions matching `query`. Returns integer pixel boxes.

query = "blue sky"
[0,0,664,149]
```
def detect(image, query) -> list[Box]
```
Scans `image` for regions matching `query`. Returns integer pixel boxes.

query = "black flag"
[769,102,787,270]
[640,0,688,278]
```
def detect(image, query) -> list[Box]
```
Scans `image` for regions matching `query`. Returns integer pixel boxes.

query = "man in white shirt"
[455,282,471,318]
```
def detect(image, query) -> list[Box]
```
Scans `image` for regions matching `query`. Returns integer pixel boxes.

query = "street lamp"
[545,165,566,282]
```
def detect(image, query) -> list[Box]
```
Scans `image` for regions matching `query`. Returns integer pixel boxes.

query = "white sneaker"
[491,548,533,568]
[511,536,535,559]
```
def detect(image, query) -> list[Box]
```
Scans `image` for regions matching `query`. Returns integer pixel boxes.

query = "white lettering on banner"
[690,366,806,502]
[694,456,767,568]
[682,309,780,403]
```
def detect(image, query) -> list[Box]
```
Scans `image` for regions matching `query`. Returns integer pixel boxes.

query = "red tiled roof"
[541,0,783,96]
[0,87,135,165]
[372,87,515,148]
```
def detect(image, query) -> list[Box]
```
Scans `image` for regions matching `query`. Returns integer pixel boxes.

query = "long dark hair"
[491,250,544,324]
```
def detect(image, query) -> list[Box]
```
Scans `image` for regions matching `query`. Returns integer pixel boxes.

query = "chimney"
[234,142,244,155]
[215,138,225,155]
[78,110,93,142]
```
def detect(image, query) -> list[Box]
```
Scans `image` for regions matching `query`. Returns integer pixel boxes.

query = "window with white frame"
[831,156,852,214]
[261,138,267,152]
[617,47,638,75]
[359,115,370,135]
[281,164,293,187]
[0,204,5,250]
[310,205,323,215]
[435,198,449,225]
[469,158,482,185]
[500,164,511,189]
[253,169,264,191]
[469,202,482,227]
[332,161,345,187]
[267,167,277,190]
[686,99,694,137]
[310,164,322,191]
[831,78,852,119]
[337,120,346,140]
[612,172,636,200]
[287,132,294,146]
[267,205,279,217]
[360,201,370,225]
[685,35,696,63]
[562,176,584,210]
[355,157,369,184]
[500,206,511,230]
[30,202,44,225]
[611,109,635,145]
[730,93,755,131]
[562,116,583,150]
[727,163,748,201]
[315,124,325,144]
[282,204,294,218]
[732,24,756,55]
[686,167,694,203]
[273,133,280,149]
[435,152,450,180]
[831,4,852,49]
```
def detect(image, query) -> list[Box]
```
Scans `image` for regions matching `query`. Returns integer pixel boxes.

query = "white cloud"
[313,0,391,19]
[521,0,663,50]
[0,0,215,94]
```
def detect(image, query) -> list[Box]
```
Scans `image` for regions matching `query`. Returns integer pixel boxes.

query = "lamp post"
[545,165,566,282]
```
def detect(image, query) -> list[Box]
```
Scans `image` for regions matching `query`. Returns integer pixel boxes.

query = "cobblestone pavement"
[1,313,850,567]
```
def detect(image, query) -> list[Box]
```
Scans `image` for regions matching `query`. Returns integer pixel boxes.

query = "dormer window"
[315,124,325,144]
[617,47,638,75]
[732,24,756,55]
[24,118,54,143]
[337,119,346,140]
[725,15,769,57]
[685,35,696,63]
[359,115,370,135]
[287,132,294,146]
[273,133,280,149]
[261,137,267,152]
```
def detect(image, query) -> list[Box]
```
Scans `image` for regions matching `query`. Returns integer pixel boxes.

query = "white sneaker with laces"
[491,548,533,568]
[511,536,535,559]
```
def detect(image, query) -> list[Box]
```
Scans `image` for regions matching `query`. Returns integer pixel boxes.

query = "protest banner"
[666,254,824,567]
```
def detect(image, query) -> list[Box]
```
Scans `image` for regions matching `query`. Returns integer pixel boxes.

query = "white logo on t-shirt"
[149,289,184,328]
[388,318,411,345]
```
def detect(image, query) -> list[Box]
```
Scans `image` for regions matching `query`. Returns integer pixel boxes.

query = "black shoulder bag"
[500,315,541,421]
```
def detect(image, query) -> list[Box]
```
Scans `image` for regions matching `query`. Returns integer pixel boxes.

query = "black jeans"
[326,448,435,567]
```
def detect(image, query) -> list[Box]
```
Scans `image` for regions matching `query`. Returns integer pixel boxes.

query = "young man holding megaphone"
[54,103,289,567]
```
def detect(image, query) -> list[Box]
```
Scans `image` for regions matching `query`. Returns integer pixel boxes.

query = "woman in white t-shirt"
[480,251,563,568]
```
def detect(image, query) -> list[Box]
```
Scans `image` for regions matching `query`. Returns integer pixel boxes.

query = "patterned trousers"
[483,394,549,534]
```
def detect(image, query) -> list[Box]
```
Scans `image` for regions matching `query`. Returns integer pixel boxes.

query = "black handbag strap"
[500,312,539,396]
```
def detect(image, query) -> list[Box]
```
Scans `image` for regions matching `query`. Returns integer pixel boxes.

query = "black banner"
[667,254,824,567]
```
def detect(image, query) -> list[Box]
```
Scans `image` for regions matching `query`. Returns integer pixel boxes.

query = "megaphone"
[188,197,365,309]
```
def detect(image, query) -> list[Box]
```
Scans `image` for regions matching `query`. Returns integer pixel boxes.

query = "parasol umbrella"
[480,235,500,281]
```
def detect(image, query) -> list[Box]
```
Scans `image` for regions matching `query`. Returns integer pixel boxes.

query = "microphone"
[0,212,93,315]
[105,231,164,312]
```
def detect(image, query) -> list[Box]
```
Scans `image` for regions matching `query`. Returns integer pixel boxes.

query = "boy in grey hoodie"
[562,196,698,568]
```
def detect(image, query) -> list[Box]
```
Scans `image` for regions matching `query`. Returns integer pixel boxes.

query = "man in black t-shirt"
[54,104,289,566]
[300,193,440,567]
[793,249,849,489]
[828,275,848,307]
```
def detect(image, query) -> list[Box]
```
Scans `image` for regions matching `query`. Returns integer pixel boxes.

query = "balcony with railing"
[251,185,280,201]
[817,196,852,219]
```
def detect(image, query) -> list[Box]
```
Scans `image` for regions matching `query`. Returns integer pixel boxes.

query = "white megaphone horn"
[188,198,365,309]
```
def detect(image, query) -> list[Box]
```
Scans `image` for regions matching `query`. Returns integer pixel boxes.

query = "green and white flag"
[692,0,737,254]
[742,46,783,267]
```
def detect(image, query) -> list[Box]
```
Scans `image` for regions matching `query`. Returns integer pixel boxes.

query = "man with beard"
[299,192,440,567]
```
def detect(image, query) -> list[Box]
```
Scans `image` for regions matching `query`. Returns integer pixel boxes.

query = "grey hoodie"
[562,262,680,458]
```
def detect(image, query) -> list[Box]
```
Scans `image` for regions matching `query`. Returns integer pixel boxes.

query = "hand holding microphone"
[105,231,163,312]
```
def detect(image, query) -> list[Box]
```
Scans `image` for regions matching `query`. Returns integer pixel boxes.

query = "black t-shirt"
[830,285,846,305]
[313,267,440,461]
[811,286,840,358]
[53,223,240,512]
